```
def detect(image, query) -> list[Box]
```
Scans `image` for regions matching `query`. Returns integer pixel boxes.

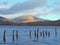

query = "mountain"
[0,16,8,24]
[17,20,60,26]
[13,15,46,23]
[0,16,60,26]
[0,16,8,21]
[0,16,18,25]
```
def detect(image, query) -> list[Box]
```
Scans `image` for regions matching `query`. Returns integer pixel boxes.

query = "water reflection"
[0,26,59,45]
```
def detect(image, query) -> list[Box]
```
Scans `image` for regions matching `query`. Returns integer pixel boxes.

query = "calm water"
[0,26,60,45]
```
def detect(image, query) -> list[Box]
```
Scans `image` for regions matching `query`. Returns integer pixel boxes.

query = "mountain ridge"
[13,15,47,23]
[0,16,19,25]
[0,16,60,26]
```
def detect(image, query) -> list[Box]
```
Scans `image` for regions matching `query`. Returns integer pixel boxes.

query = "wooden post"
[48,31,50,37]
[29,30,31,39]
[42,31,44,38]
[3,30,6,42]
[16,30,18,40]
[12,30,14,42]
[46,31,48,37]
[34,30,37,38]
[55,26,57,38]
[40,31,42,37]
[37,29,39,40]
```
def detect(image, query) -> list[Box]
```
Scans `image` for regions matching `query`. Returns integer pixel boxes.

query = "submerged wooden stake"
[12,30,14,42]
[16,30,18,40]
[29,30,31,39]
[46,31,48,37]
[34,30,37,38]
[3,30,6,42]
[40,31,42,37]
[55,26,57,38]
[37,29,39,40]
[48,31,50,37]
[42,31,44,38]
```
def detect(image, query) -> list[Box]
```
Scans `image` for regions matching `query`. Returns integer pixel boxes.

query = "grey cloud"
[10,0,47,12]
[51,7,60,14]
[0,0,47,15]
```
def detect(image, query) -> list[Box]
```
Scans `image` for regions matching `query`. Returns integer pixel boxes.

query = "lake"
[0,26,60,45]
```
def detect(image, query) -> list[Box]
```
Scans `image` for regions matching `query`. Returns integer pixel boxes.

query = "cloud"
[0,7,51,19]
[11,0,47,11]
[0,15,13,19]
[52,7,60,14]
[0,5,6,9]
[0,2,8,9]
[0,4,8,9]
[15,7,51,16]
[47,0,60,14]
[0,14,18,19]
[0,0,47,15]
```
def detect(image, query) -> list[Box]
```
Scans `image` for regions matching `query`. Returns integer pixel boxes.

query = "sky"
[0,0,60,21]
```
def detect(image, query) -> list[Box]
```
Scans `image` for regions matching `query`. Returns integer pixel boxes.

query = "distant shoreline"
[0,25,60,26]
